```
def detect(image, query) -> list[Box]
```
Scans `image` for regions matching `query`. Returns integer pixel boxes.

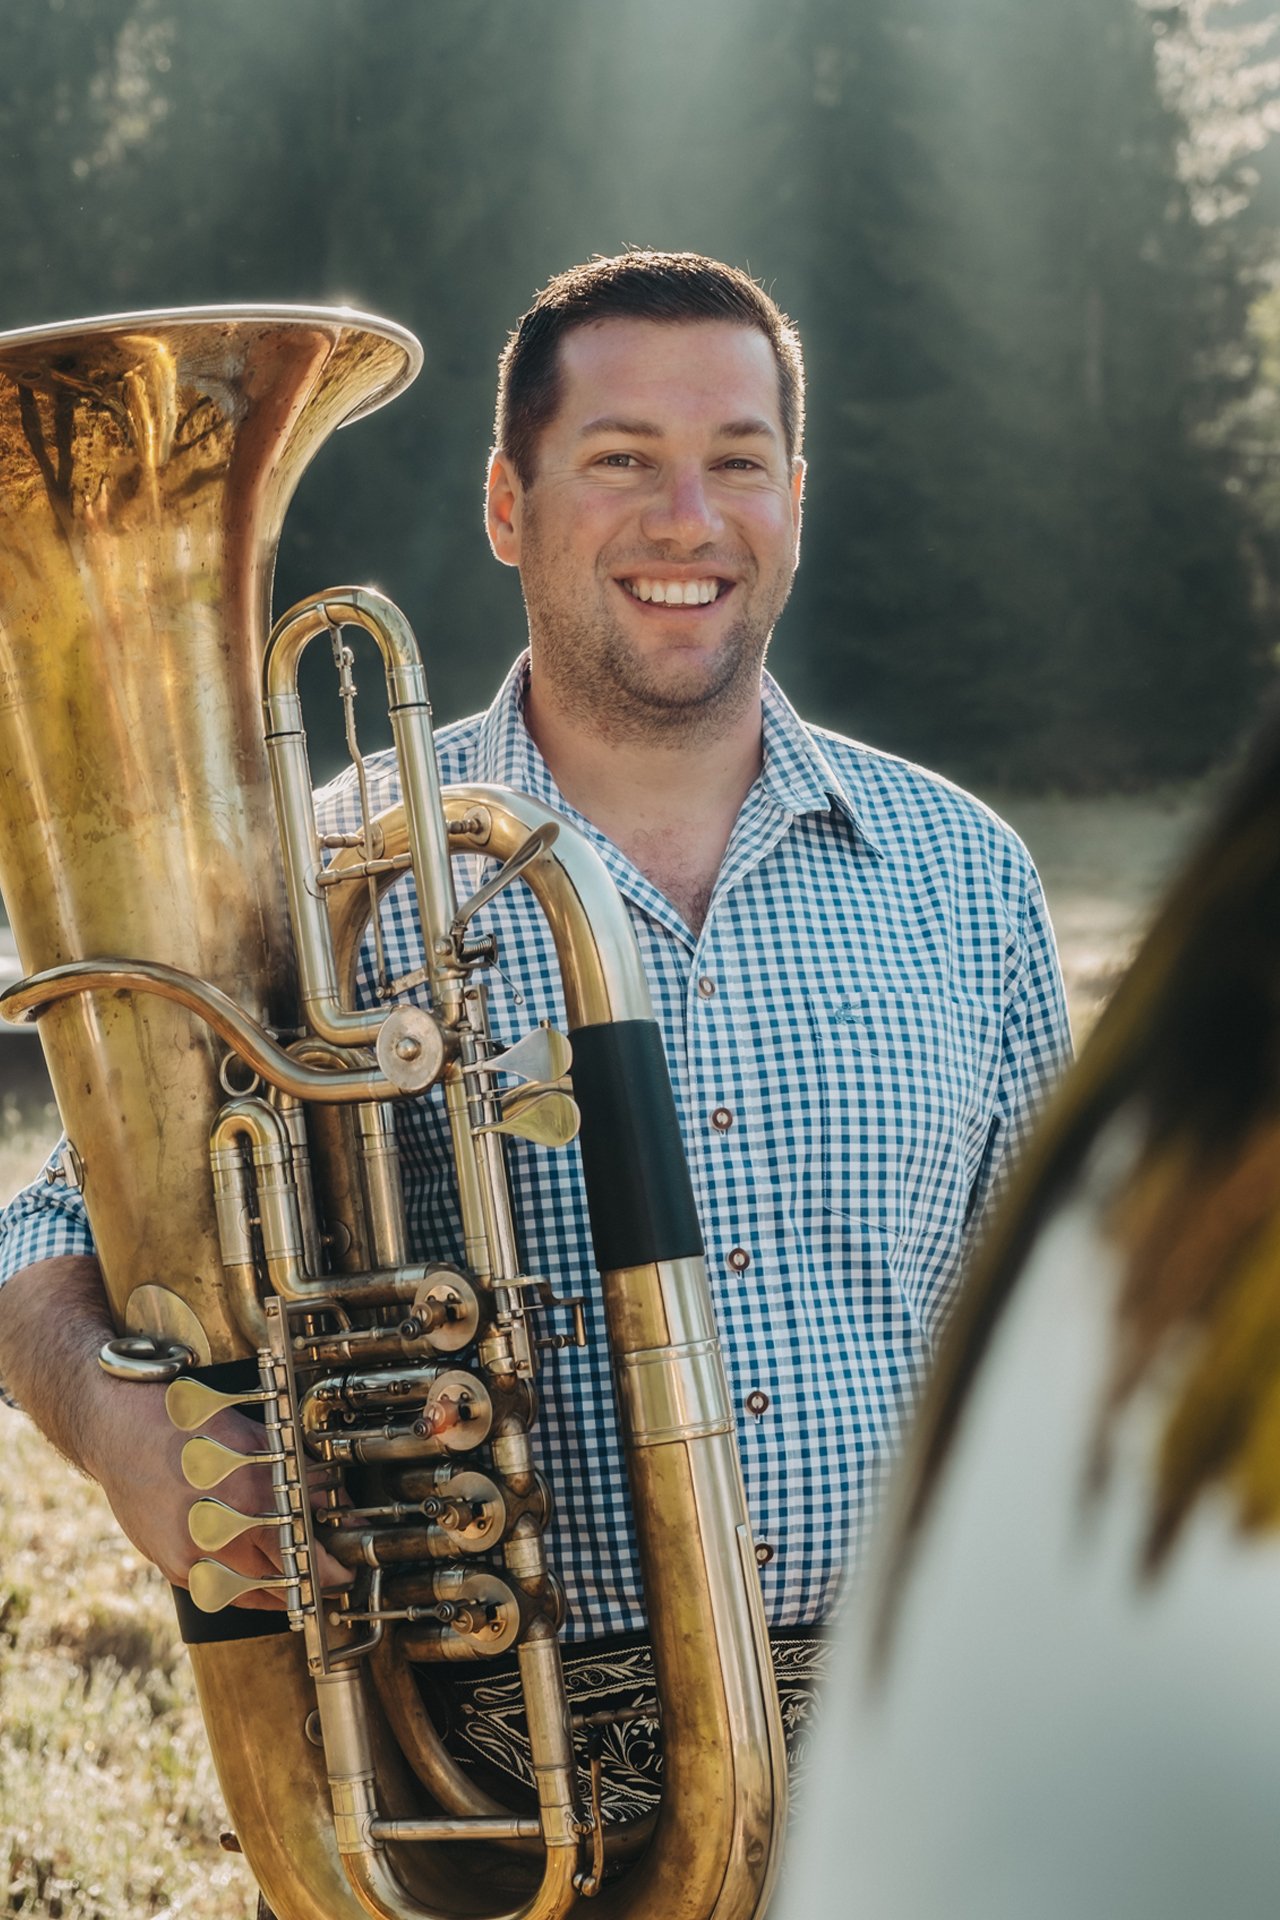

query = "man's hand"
[0,1254,350,1609]
[92,1379,351,1610]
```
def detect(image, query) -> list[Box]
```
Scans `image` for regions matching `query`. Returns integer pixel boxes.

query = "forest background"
[3,3,1280,1915]
[4,0,1280,790]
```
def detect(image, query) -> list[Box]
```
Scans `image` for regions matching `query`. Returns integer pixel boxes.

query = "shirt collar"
[472,653,561,806]
[472,652,881,855]
[758,671,879,850]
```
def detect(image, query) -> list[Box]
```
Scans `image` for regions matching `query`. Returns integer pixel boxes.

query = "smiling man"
[312,252,1072,1804]
[0,252,1071,1821]
[492,313,804,934]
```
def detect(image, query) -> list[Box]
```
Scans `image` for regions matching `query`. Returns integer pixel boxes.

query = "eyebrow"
[578,415,780,442]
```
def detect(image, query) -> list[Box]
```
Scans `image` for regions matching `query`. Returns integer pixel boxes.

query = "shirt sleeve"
[964,852,1074,1238]
[0,1142,94,1284]
[0,1141,95,1406]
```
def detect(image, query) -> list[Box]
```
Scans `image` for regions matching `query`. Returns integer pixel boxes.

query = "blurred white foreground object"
[780,727,1280,1919]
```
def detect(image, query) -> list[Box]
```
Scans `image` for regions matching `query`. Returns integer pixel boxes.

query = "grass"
[993,781,1211,1040]
[0,782,1213,1918]
[0,1117,256,1920]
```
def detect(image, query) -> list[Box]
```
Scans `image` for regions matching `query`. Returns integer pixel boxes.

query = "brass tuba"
[0,310,786,1920]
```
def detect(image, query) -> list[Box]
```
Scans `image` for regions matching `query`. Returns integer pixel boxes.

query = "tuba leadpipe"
[0,307,786,1920]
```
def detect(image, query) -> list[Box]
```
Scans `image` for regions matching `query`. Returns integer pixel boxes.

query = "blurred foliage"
[0,0,1278,787]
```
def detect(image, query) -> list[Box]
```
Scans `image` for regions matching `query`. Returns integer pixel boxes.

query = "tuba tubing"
[349,783,789,1917]
[0,310,786,1920]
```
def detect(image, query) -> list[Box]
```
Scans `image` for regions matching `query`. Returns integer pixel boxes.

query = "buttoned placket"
[679,777,810,1543]
[473,659,875,1610]
[687,917,775,1576]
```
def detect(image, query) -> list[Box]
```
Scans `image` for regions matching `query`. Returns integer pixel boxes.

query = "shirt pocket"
[800,986,1002,1256]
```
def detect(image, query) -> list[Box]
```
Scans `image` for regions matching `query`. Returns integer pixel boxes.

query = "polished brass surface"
[476,1088,581,1147]
[329,797,789,1918]
[182,1432,278,1491]
[166,1375,272,1430]
[97,1332,196,1380]
[0,310,785,1920]
[122,1284,213,1364]
[189,1496,280,1553]
[0,958,437,1103]
[463,1027,573,1088]
[0,305,418,1358]
[189,1560,296,1613]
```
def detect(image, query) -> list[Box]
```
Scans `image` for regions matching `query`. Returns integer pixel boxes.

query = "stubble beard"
[521,545,794,749]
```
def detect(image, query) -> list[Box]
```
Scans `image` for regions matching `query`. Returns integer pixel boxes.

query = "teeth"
[624,578,722,605]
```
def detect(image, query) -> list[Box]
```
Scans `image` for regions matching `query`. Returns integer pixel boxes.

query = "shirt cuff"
[0,1156,95,1409]
[0,1153,95,1285]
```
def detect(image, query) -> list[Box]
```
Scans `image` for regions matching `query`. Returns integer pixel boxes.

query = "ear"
[790,457,806,564]
[486,450,523,568]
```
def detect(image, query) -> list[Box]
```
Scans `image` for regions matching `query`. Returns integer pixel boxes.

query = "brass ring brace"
[0,958,431,1103]
[99,1334,196,1382]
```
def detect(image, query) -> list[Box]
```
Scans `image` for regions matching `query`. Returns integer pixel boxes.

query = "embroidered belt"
[422,1627,831,1826]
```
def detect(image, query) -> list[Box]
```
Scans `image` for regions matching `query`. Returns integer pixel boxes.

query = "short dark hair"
[494,250,805,485]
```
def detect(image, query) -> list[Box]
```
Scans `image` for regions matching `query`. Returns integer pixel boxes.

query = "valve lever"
[464,1025,572,1087]
[188,1497,285,1553]
[181,1434,285,1491]
[474,1088,580,1148]
[166,1376,274,1431]
[188,1560,297,1614]
[451,824,559,940]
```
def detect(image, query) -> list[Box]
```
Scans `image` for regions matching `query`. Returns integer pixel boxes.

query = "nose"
[640,462,724,549]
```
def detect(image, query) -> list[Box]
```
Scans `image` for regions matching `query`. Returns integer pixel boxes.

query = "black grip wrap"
[568,1019,705,1273]
[172,1584,289,1644]
[169,1354,290,1646]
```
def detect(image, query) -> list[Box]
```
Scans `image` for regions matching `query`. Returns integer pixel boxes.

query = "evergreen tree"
[797,0,1270,785]
[0,0,1269,784]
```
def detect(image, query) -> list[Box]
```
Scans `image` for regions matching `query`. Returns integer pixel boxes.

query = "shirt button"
[697,976,716,998]
[711,1106,733,1132]
[745,1389,770,1418]
[728,1247,751,1273]
[754,1541,775,1566]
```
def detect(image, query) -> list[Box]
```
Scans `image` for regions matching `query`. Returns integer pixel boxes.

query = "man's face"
[487,318,804,743]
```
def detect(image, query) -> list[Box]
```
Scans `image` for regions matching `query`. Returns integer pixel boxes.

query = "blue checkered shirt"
[0,657,1070,1639]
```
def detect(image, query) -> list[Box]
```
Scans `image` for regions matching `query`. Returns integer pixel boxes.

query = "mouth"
[616,575,732,608]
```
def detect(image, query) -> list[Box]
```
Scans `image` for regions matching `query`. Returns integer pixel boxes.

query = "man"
[0,252,1070,1805]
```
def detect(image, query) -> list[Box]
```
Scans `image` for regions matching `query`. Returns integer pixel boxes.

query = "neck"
[524,669,765,932]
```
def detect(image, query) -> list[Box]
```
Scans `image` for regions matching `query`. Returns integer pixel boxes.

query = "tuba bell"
[0,308,786,1920]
